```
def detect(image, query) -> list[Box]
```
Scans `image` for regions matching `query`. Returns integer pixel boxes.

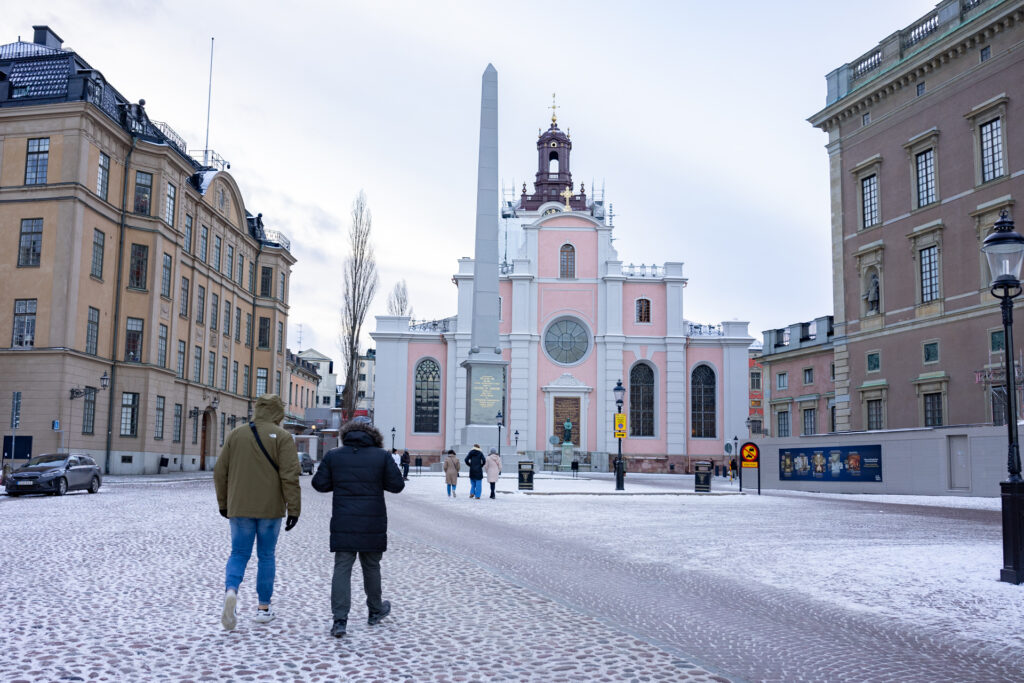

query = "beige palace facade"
[808,0,1024,432]
[0,27,294,473]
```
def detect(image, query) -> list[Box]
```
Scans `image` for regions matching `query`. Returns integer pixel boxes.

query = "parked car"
[5,453,102,496]
[299,452,314,475]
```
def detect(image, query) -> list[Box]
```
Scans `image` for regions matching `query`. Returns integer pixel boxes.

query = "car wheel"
[54,478,67,496]
[88,476,100,494]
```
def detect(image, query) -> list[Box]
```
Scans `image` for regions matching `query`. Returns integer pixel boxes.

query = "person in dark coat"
[400,450,410,480]
[464,444,486,499]
[312,420,404,637]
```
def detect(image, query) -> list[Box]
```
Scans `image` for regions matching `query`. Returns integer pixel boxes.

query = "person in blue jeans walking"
[464,444,486,500]
[214,394,301,630]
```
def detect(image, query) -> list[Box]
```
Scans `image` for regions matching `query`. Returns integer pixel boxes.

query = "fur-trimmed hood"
[340,420,383,448]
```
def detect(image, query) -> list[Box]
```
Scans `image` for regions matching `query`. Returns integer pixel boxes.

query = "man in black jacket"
[312,420,404,637]
[464,444,485,500]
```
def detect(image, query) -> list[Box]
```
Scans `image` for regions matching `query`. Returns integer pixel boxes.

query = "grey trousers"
[331,551,383,621]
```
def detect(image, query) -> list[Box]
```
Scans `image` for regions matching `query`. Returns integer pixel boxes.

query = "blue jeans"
[470,478,482,498]
[225,517,282,605]
[447,483,456,496]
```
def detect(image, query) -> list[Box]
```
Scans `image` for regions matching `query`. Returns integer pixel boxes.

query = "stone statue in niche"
[864,271,880,314]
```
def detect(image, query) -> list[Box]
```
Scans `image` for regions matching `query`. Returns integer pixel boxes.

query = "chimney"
[32,26,63,50]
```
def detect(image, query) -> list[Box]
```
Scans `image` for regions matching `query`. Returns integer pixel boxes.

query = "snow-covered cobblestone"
[0,476,725,682]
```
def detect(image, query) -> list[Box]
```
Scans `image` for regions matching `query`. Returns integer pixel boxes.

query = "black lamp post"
[496,411,503,459]
[391,426,396,450]
[514,429,519,450]
[982,209,1024,584]
[613,379,626,491]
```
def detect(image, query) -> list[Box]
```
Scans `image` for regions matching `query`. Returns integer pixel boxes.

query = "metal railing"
[263,230,291,250]
[152,121,187,153]
[688,323,724,337]
[409,317,456,333]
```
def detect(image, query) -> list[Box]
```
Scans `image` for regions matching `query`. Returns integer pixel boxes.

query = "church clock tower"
[520,95,587,211]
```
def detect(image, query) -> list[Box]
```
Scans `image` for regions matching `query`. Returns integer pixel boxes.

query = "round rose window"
[544,319,589,365]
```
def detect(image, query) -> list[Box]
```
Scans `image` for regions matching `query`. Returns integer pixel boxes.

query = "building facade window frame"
[120,392,139,437]
[776,372,788,390]
[164,183,176,226]
[258,317,271,349]
[155,396,165,440]
[133,171,152,215]
[196,286,205,324]
[199,225,209,262]
[25,137,49,185]
[690,363,717,439]
[908,220,943,311]
[12,299,37,348]
[97,151,110,200]
[177,340,186,378]
[903,127,939,210]
[86,306,100,355]
[125,317,144,362]
[184,214,193,253]
[157,323,168,367]
[260,266,273,297]
[18,218,43,267]
[965,94,1008,187]
[256,368,268,396]
[128,244,148,290]
[635,297,651,324]
[913,374,948,428]
[91,229,105,279]
[82,387,96,435]
[776,408,791,438]
[750,370,761,391]
[413,358,441,433]
[559,243,576,279]
[629,362,656,437]
[866,350,881,373]
[173,404,182,443]
[802,406,817,435]
[923,339,940,365]
[160,253,172,298]
[850,154,882,231]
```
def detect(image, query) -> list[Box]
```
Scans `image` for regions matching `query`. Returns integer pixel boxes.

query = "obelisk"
[461,64,507,445]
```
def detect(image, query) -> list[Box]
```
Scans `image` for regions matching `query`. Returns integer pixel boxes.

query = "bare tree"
[386,279,413,318]
[339,191,379,417]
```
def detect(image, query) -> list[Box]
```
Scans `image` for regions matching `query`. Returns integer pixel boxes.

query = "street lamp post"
[982,209,1024,585]
[496,411,503,459]
[391,427,396,451]
[514,429,519,450]
[613,379,626,491]
[67,371,110,454]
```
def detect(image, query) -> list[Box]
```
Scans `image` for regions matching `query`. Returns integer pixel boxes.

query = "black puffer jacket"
[465,448,485,480]
[312,422,405,553]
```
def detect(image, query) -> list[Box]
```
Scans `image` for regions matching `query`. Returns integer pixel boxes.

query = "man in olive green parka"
[214,394,301,630]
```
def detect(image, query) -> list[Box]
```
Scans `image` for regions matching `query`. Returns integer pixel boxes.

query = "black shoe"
[331,619,347,637]
[489,493,495,499]
[368,600,391,625]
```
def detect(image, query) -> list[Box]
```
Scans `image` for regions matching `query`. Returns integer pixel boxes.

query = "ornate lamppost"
[981,209,1024,584]
[391,426,396,451]
[496,411,504,459]
[613,379,626,491]
[514,429,519,450]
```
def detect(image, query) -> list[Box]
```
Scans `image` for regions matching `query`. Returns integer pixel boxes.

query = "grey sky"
[12,1,938,356]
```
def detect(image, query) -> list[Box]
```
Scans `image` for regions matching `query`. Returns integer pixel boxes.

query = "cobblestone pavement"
[0,477,726,682]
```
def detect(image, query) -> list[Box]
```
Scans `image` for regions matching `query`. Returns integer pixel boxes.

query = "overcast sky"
[13,0,939,358]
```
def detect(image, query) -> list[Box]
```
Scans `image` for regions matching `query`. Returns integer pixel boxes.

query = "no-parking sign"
[740,442,760,468]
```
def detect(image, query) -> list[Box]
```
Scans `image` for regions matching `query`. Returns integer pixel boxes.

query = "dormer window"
[559,244,575,279]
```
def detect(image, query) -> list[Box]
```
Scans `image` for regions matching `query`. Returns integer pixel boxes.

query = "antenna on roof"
[203,37,214,167]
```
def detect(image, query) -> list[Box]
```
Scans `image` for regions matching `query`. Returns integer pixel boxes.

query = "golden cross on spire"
[560,186,573,209]
[550,92,559,125]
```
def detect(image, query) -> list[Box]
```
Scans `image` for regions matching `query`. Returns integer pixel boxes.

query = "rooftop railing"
[409,317,456,333]
[263,230,291,250]
[688,323,723,337]
[623,263,664,278]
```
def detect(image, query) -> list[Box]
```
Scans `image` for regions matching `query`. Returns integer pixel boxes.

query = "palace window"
[803,408,816,435]
[120,392,139,437]
[177,341,186,378]
[777,372,788,390]
[173,404,182,443]
[867,399,884,430]
[82,388,96,435]
[690,365,716,438]
[861,174,879,228]
[213,235,222,271]
[629,364,655,437]
[210,294,219,331]
[750,371,761,391]
[256,368,268,395]
[196,286,206,324]
[184,215,193,253]
[915,149,936,207]
[165,183,176,225]
[199,226,208,262]
[261,266,273,297]
[155,396,165,440]
[920,245,939,303]
[125,318,143,362]
[559,244,575,279]
[91,229,105,279]
[157,324,167,367]
[180,277,190,317]
[193,345,202,382]
[208,352,216,387]
[161,253,172,297]
[803,368,813,385]
[924,392,943,426]
[414,359,441,433]
[258,317,271,348]
[777,409,790,437]
[980,118,1005,183]
[86,307,99,355]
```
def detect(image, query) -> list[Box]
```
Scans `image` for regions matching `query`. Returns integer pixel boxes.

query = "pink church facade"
[372,121,751,472]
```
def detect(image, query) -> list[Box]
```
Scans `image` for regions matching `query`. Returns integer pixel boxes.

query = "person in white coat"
[485,448,502,499]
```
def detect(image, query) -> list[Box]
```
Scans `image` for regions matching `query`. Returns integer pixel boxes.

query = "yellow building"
[0,26,295,473]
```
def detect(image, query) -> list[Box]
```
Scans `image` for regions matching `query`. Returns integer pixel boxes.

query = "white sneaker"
[221,589,238,630]
[253,606,276,624]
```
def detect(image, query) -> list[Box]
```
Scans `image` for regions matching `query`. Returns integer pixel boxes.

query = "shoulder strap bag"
[249,422,279,472]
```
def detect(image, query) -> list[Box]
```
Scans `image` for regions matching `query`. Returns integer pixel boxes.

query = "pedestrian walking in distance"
[443,449,460,497]
[485,447,501,499]
[391,448,401,469]
[465,444,486,500]
[400,450,411,480]
[214,394,301,631]
[313,420,404,637]
[730,458,737,481]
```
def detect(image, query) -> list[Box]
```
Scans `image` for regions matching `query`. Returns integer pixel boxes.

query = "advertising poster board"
[779,445,882,482]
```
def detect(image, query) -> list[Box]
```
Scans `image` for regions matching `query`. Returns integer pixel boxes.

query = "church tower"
[520,98,587,211]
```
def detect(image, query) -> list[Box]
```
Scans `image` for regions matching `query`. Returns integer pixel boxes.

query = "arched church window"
[549,151,560,175]
[630,364,655,437]
[414,359,441,432]
[559,244,575,279]
[636,298,651,323]
[691,365,716,438]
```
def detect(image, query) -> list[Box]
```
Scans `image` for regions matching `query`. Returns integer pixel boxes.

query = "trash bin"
[518,460,534,491]
[694,460,713,493]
